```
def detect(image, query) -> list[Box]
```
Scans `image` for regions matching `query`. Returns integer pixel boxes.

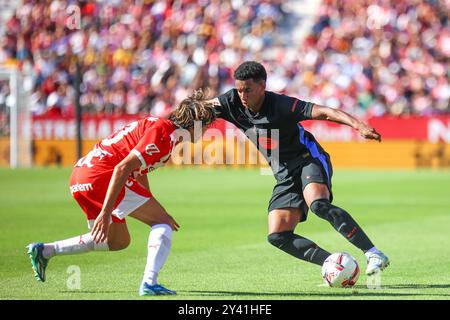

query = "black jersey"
[217,89,330,181]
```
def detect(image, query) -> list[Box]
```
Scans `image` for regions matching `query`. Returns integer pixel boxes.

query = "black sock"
[268,231,331,266]
[311,199,374,252]
[331,208,374,252]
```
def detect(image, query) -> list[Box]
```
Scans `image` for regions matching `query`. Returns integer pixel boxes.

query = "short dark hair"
[233,61,267,82]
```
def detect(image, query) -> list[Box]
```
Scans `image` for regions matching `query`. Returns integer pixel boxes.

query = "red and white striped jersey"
[75,117,177,178]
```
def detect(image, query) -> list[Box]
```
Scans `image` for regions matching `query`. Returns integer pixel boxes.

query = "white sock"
[43,233,109,258]
[142,224,172,285]
[365,246,381,258]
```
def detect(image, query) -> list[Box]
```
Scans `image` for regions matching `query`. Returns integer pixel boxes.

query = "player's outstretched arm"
[310,104,381,142]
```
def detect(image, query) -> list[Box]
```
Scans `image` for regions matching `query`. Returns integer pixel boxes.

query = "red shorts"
[69,166,152,228]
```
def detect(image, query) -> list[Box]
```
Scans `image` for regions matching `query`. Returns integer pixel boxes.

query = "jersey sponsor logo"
[258,137,279,150]
[70,182,93,194]
[145,144,160,156]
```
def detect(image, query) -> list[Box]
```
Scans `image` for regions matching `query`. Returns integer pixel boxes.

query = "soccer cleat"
[139,282,176,296]
[27,243,49,282]
[365,251,390,275]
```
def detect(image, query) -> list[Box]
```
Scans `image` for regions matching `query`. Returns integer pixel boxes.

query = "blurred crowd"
[0,0,291,118]
[0,0,449,120]
[296,0,450,116]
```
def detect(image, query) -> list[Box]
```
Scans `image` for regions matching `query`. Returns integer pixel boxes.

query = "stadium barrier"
[0,137,9,167]
[28,139,450,169]
[3,115,450,169]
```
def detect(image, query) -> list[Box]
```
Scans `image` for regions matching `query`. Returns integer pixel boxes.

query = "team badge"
[145,144,160,155]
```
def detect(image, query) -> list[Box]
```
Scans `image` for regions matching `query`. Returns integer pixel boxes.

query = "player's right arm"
[135,173,150,190]
[91,152,141,243]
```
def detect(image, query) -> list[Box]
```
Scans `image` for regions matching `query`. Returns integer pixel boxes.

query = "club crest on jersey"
[145,144,160,156]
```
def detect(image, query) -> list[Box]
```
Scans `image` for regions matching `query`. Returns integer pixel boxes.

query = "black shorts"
[268,153,333,222]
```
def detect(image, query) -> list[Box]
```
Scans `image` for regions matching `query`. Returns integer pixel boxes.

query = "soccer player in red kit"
[27,91,216,296]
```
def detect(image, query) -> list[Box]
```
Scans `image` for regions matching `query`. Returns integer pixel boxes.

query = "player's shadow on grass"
[58,290,135,294]
[182,290,450,298]
[381,284,450,290]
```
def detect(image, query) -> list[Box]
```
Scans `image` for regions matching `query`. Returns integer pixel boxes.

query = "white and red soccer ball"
[321,252,360,288]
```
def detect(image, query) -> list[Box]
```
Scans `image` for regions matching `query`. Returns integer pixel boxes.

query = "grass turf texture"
[1,167,449,300]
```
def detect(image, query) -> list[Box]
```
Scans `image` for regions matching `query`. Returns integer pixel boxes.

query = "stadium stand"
[0,0,448,121]
[300,0,449,116]
[0,0,298,118]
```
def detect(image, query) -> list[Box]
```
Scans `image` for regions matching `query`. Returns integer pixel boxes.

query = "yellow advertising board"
[0,137,9,167]
[26,139,450,170]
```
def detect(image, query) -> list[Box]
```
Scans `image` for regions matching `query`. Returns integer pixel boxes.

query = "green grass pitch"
[1,167,450,300]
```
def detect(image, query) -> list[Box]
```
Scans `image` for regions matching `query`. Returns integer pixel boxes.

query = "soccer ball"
[321,252,360,288]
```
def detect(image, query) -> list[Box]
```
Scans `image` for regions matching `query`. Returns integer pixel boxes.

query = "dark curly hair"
[168,89,217,129]
[233,61,267,82]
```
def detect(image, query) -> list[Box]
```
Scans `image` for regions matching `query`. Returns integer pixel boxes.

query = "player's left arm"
[310,104,381,142]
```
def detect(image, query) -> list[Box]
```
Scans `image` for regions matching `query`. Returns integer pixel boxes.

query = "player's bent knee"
[108,236,131,251]
[268,231,293,248]
[310,199,351,227]
[310,198,332,220]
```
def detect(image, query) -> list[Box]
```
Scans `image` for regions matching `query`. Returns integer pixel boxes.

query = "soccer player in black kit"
[206,61,390,276]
